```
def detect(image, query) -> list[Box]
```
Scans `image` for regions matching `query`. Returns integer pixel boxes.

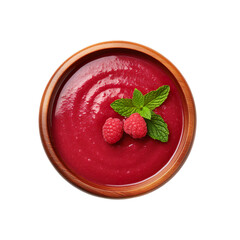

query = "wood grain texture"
[39,41,196,198]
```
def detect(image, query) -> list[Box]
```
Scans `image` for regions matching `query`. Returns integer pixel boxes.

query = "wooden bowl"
[39,41,196,198]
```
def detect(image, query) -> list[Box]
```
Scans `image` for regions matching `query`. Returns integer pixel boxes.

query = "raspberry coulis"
[51,51,184,185]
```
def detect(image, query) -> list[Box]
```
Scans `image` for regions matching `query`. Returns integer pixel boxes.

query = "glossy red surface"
[51,51,184,185]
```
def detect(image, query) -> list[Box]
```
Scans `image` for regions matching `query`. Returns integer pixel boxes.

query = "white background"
[1,1,240,239]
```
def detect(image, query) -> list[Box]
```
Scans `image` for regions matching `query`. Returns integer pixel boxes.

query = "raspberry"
[102,118,123,144]
[124,113,147,139]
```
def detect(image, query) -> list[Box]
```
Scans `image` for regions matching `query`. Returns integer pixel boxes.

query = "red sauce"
[51,51,183,185]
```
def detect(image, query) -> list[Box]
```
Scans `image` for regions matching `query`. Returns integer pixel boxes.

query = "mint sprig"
[110,86,170,142]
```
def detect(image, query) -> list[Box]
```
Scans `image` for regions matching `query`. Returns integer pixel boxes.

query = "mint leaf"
[144,85,170,110]
[145,112,169,142]
[110,98,137,117]
[132,88,144,108]
[136,106,152,120]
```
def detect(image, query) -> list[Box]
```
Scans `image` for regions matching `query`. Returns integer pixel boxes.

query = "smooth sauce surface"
[51,52,183,185]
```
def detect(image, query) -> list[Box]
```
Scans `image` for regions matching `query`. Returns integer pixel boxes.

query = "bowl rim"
[39,41,196,198]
